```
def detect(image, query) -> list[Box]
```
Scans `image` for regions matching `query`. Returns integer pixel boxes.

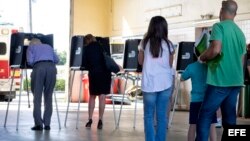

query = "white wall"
[71,0,250,42]
[71,0,250,108]
[110,0,250,36]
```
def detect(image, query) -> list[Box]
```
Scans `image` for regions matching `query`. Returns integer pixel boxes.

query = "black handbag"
[103,52,120,73]
[100,44,120,73]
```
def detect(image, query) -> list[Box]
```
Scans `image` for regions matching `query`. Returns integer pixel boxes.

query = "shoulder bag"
[100,44,120,73]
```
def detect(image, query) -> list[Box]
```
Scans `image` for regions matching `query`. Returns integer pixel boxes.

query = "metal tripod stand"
[64,68,85,129]
[116,71,141,129]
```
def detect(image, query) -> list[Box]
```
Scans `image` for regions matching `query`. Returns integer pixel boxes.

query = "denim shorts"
[189,102,217,124]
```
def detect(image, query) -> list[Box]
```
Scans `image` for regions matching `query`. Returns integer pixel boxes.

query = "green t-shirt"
[207,20,246,86]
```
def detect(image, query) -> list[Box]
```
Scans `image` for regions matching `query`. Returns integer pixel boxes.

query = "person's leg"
[154,109,156,127]
[209,124,217,141]
[43,64,57,127]
[155,76,175,128]
[209,110,218,141]
[215,108,222,128]
[189,102,202,141]
[88,95,96,120]
[97,94,106,129]
[86,95,96,128]
[30,71,35,94]
[196,85,229,141]
[155,88,171,141]
[98,94,106,120]
[220,86,241,126]
[143,91,157,141]
[31,66,45,128]
[188,124,196,141]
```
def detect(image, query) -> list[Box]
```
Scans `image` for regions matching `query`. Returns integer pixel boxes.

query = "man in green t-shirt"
[196,0,246,140]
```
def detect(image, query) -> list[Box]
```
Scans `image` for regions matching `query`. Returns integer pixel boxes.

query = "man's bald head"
[220,0,238,21]
[222,0,238,15]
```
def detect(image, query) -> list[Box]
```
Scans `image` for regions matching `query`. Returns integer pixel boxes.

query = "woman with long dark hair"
[138,16,174,141]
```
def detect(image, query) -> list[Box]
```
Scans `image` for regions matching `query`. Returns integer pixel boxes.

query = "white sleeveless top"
[138,40,174,92]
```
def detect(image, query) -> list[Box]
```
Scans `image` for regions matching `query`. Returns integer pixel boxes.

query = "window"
[111,43,124,54]
[0,42,7,55]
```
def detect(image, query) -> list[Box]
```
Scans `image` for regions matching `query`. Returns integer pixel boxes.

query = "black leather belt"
[34,60,53,65]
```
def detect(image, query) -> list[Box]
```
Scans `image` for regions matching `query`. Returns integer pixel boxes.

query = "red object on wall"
[82,74,89,103]
[112,78,125,94]
[112,79,119,94]
[0,60,9,78]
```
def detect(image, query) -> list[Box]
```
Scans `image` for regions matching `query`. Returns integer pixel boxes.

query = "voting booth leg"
[133,73,140,129]
[4,69,34,129]
[25,69,31,108]
[111,75,118,127]
[111,74,125,128]
[53,89,61,129]
[76,71,83,129]
[64,70,76,127]
[116,72,129,129]
[4,68,16,127]
[16,69,24,131]
[168,76,181,128]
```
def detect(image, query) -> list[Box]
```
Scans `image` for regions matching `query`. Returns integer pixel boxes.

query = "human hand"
[198,56,205,64]
[118,65,125,72]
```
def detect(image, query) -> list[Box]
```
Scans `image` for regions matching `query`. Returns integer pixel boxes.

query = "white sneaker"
[215,118,222,128]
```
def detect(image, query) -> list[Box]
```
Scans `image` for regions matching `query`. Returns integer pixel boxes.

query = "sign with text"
[222,125,250,141]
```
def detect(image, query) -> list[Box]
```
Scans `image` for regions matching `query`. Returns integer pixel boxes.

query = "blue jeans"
[196,85,241,141]
[143,88,172,141]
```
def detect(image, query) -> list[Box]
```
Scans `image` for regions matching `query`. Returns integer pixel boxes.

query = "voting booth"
[5,33,60,130]
[176,41,196,71]
[69,35,85,70]
[123,39,142,72]
[9,33,54,69]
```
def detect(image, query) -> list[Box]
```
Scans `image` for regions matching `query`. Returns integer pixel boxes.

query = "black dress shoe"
[85,119,93,128]
[44,126,51,130]
[31,125,43,131]
[97,120,103,129]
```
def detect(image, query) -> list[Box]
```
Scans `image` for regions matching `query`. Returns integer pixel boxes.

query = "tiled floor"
[0,94,249,141]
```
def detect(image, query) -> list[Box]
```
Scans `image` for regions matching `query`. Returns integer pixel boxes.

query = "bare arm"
[138,49,144,65]
[169,53,174,68]
[199,40,222,62]
[243,54,246,67]
[245,55,250,77]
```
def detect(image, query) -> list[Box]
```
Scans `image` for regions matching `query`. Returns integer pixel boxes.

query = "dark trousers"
[31,62,57,126]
